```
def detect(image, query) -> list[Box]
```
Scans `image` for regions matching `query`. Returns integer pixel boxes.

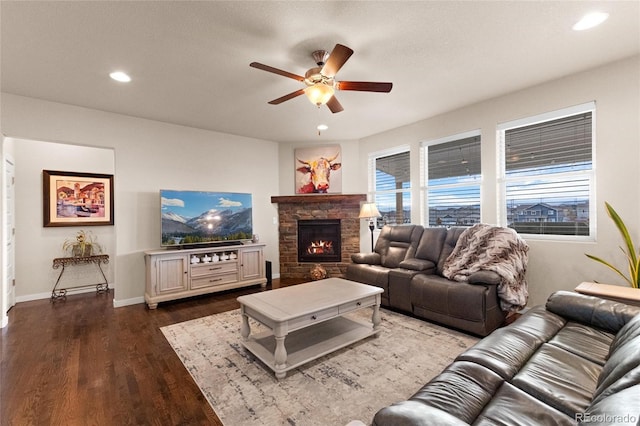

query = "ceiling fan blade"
[250,62,305,82]
[337,81,393,92]
[321,44,354,78]
[326,96,344,113]
[268,89,305,105]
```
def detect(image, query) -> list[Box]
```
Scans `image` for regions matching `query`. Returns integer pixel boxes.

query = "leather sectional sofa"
[372,291,640,425]
[346,224,509,336]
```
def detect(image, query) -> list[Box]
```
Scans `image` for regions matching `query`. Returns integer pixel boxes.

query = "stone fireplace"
[271,194,366,281]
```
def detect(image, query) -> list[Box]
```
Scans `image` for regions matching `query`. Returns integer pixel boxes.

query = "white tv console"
[144,242,267,309]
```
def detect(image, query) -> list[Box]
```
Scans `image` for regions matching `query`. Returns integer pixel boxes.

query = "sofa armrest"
[546,290,640,333]
[373,401,469,426]
[398,258,436,272]
[468,270,501,285]
[351,252,381,265]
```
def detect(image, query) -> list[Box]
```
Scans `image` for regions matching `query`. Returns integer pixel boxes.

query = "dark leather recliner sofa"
[372,291,640,425]
[346,224,507,336]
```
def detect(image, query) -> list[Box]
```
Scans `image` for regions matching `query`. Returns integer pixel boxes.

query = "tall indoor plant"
[586,202,640,288]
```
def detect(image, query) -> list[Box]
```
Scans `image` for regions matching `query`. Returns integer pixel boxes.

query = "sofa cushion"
[583,384,640,426]
[410,274,493,322]
[436,227,465,275]
[608,313,640,355]
[547,321,615,365]
[409,361,504,424]
[546,291,640,333]
[474,382,577,426]
[375,225,423,268]
[591,365,640,407]
[414,227,447,264]
[511,343,602,416]
[594,334,640,401]
[372,400,468,426]
[455,307,564,379]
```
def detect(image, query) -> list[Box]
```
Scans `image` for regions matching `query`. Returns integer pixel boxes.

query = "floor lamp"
[359,202,382,252]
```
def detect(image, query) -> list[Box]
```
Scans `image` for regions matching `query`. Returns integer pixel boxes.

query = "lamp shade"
[304,83,335,106]
[359,202,381,219]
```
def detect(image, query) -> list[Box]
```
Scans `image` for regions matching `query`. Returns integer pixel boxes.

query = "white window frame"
[368,145,411,228]
[497,102,596,241]
[420,130,482,227]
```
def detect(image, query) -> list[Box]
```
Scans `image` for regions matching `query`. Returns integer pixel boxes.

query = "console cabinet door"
[239,247,264,281]
[155,254,189,294]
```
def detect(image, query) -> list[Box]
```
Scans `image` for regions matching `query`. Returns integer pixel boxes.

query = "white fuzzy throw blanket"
[443,224,529,312]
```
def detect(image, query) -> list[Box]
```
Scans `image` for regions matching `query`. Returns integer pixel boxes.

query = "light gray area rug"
[161,308,479,426]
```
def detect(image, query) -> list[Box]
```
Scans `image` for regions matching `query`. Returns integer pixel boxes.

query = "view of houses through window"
[368,104,594,239]
[499,102,594,237]
[421,132,482,227]
[369,148,411,228]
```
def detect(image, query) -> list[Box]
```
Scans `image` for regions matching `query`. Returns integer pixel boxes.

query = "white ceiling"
[2,1,639,143]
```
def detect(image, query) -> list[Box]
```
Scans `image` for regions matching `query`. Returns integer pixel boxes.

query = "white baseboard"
[1,315,8,328]
[113,296,145,308]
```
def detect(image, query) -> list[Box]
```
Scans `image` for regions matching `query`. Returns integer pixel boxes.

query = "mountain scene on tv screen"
[161,191,253,245]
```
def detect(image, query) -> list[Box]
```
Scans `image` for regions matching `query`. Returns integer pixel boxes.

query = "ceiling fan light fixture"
[304,83,334,106]
[109,71,131,82]
[572,12,609,31]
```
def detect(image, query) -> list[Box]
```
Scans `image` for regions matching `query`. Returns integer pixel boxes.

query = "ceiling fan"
[250,43,392,113]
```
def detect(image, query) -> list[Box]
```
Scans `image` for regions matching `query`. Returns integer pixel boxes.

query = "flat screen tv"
[160,189,253,248]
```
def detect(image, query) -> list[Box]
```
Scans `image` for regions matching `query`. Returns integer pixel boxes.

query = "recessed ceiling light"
[317,124,329,131]
[109,71,131,83]
[572,12,609,31]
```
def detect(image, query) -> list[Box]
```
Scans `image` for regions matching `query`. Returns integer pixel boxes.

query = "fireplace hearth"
[298,219,341,263]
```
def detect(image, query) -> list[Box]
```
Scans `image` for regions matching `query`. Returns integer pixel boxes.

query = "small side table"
[574,281,640,307]
[51,255,110,300]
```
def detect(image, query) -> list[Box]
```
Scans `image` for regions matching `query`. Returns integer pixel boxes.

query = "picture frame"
[294,145,342,194]
[43,170,114,227]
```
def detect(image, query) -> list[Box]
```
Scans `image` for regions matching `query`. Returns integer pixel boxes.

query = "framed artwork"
[43,170,114,227]
[294,145,342,194]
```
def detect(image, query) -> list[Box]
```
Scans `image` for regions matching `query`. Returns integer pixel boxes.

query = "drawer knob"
[311,315,317,320]
[356,302,362,306]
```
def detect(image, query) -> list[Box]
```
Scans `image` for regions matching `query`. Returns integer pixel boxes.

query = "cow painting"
[296,152,342,194]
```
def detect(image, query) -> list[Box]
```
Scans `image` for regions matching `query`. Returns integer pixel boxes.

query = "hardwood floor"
[0,280,294,426]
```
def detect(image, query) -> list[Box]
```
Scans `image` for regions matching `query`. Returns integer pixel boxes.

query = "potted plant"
[62,229,103,257]
[586,202,640,289]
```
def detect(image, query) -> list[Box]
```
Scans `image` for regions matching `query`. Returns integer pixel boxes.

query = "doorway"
[4,155,16,313]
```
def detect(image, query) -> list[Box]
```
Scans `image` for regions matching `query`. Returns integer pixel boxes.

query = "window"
[421,131,481,227]
[498,102,595,238]
[368,147,411,228]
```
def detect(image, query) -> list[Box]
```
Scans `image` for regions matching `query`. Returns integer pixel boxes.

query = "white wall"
[1,94,280,306]
[8,138,116,300]
[354,56,640,307]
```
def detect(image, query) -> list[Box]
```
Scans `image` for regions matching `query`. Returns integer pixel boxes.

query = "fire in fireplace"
[298,219,341,263]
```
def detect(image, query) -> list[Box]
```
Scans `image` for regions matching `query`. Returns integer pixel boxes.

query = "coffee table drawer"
[339,295,377,314]
[288,306,339,330]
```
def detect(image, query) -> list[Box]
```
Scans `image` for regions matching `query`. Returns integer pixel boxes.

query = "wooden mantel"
[271,194,366,204]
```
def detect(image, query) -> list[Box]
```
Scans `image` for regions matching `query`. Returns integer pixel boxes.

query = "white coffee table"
[237,278,383,379]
